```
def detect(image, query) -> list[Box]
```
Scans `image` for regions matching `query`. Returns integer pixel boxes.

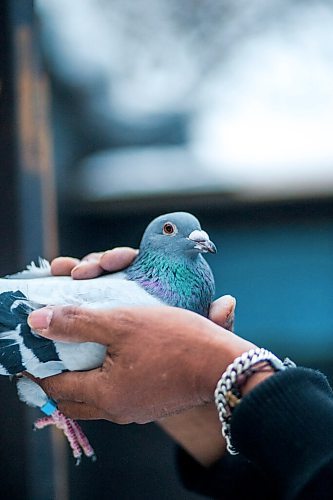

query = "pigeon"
[0,212,216,463]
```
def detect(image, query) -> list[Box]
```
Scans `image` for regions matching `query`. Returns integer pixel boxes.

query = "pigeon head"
[139,212,217,257]
[127,212,216,316]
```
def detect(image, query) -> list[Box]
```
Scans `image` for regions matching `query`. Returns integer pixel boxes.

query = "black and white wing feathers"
[0,290,64,377]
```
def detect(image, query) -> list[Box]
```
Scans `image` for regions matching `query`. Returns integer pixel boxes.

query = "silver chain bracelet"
[214,347,296,455]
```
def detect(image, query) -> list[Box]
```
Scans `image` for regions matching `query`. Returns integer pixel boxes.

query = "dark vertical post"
[0,1,64,499]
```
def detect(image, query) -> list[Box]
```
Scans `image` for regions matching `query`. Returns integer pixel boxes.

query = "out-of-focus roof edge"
[60,188,333,217]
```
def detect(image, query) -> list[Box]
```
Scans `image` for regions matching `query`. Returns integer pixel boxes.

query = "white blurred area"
[36,0,333,199]
[191,4,333,196]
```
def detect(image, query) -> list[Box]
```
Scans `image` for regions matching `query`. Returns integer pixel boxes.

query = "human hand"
[28,303,254,424]
[51,248,235,329]
[51,248,138,280]
[46,248,269,466]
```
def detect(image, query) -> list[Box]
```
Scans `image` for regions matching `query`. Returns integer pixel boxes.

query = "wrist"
[214,348,296,454]
[241,368,275,396]
[195,328,256,404]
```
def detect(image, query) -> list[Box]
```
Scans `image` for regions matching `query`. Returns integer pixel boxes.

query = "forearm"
[158,403,225,467]
[158,341,275,467]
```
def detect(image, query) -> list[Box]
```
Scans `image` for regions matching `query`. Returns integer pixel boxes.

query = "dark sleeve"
[177,446,278,499]
[232,367,333,499]
[177,367,333,499]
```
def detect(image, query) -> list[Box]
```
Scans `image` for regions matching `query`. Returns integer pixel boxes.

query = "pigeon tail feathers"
[6,258,51,279]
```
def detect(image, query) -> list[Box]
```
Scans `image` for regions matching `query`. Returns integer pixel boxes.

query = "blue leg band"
[40,399,57,416]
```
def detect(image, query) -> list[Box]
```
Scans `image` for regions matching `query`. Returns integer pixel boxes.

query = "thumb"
[27,306,111,344]
[209,295,236,330]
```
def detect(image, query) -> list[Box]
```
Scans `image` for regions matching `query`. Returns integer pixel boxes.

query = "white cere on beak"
[187,230,217,254]
[188,230,210,242]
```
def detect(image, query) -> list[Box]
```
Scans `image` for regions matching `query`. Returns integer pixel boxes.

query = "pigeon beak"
[187,230,217,254]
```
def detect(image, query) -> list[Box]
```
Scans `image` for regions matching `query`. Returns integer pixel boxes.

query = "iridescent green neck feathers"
[126,251,215,317]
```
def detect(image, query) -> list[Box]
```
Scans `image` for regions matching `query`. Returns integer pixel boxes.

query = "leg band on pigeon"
[40,399,58,416]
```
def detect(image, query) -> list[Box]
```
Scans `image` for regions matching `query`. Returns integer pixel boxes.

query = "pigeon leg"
[55,412,83,465]
[34,411,96,464]
[70,420,96,461]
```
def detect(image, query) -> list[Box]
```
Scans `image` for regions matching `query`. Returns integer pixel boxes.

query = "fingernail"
[71,262,91,277]
[225,310,235,325]
[28,307,53,331]
[223,295,236,309]
[72,262,90,271]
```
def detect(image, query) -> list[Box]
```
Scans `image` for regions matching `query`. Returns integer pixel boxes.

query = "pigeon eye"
[163,222,177,236]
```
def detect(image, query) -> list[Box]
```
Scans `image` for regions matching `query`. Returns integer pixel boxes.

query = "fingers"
[24,370,109,419]
[28,306,114,344]
[70,252,104,279]
[209,295,236,331]
[71,261,104,279]
[99,248,138,272]
[52,248,138,280]
[51,257,80,276]
[57,401,109,420]
[51,254,104,279]
[71,248,137,279]
[82,252,105,261]
[38,369,103,407]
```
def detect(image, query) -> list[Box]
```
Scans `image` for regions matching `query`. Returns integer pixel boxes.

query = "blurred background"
[1,0,333,498]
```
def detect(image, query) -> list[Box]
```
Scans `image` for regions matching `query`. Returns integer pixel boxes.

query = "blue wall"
[205,210,333,362]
